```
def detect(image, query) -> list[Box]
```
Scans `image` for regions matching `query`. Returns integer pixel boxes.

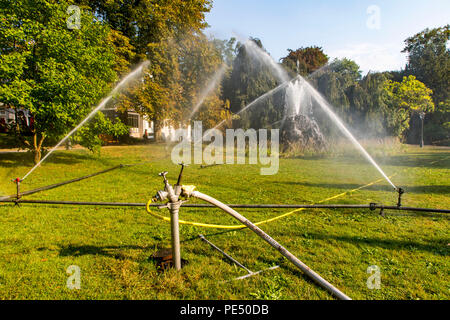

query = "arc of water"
[244,40,290,83]
[198,79,293,143]
[238,39,396,189]
[188,63,227,121]
[300,78,397,190]
[224,39,396,190]
[21,61,150,181]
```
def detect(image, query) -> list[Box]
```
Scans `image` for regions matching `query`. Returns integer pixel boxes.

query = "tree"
[177,33,230,127]
[403,25,449,145]
[403,25,449,104]
[281,46,329,76]
[0,0,125,163]
[384,75,435,142]
[221,38,283,129]
[347,72,390,136]
[309,58,361,136]
[75,0,213,60]
[76,0,217,139]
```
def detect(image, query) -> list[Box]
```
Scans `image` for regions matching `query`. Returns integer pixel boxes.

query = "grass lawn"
[0,143,448,300]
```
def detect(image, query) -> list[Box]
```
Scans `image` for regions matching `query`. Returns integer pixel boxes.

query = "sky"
[205,0,450,74]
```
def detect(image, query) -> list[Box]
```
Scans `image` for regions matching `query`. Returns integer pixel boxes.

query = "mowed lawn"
[0,144,448,300]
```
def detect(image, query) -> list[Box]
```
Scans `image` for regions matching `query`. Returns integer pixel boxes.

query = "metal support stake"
[13,178,22,200]
[169,201,182,270]
[153,165,186,271]
[199,234,279,281]
[419,112,425,148]
[397,188,404,207]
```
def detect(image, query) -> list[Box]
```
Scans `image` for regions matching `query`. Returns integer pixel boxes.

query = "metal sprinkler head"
[397,187,405,207]
[11,177,22,201]
[176,163,187,186]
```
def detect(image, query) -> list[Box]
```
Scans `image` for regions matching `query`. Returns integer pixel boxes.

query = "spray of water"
[230,40,396,189]
[199,79,293,143]
[299,77,397,189]
[21,61,150,181]
[189,63,227,121]
[244,40,290,83]
[202,39,292,138]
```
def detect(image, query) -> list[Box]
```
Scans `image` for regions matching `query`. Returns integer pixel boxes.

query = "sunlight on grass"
[0,144,448,299]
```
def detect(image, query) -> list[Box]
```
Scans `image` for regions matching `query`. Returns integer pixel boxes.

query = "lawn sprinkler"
[198,234,280,281]
[151,165,351,300]
[397,187,405,207]
[152,163,188,270]
[12,177,22,201]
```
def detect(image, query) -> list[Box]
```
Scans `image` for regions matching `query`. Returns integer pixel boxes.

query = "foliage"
[74,112,128,154]
[221,38,283,129]
[310,58,361,137]
[75,0,213,60]
[385,76,435,114]
[77,0,227,138]
[402,25,449,144]
[0,0,119,163]
[281,46,329,76]
[403,25,449,104]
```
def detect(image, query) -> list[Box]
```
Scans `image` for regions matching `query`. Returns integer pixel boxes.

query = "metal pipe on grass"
[190,190,352,300]
[0,164,133,201]
[0,199,448,214]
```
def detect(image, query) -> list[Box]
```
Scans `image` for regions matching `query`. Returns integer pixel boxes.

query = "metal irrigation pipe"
[0,163,138,201]
[189,190,352,300]
[1,199,448,214]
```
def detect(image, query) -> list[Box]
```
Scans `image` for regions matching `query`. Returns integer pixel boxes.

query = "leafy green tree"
[221,38,283,129]
[384,75,435,140]
[403,25,449,144]
[347,72,389,136]
[177,33,230,127]
[75,112,127,154]
[0,0,125,163]
[77,0,217,139]
[328,58,362,82]
[212,37,237,67]
[403,25,449,104]
[75,0,213,60]
[310,58,361,134]
[281,46,329,76]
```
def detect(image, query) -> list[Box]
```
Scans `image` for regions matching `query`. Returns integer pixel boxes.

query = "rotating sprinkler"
[151,163,189,270]
[151,165,351,300]
[12,177,22,201]
[397,187,405,207]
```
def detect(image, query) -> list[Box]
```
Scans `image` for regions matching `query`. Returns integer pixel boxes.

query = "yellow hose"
[146,173,398,229]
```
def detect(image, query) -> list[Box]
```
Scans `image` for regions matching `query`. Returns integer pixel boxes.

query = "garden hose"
[146,173,398,230]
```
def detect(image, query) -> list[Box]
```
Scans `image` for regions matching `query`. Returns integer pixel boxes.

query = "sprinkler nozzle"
[154,190,169,202]
[176,163,187,186]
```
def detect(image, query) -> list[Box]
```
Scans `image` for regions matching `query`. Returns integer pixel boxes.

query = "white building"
[0,104,32,131]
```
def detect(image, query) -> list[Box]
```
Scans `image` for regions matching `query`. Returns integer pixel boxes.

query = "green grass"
[0,143,448,300]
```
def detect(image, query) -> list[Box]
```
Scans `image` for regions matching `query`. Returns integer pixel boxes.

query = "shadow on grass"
[328,151,450,169]
[281,182,450,195]
[380,151,450,169]
[57,244,148,259]
[0,150,102,168]
[305,232,449,256]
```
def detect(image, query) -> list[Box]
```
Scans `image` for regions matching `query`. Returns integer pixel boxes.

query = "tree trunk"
[153,119,162,142]
[34,148,41,164]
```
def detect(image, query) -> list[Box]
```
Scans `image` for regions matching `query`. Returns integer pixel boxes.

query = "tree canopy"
[0,0,127,162]
[281,46,329,76]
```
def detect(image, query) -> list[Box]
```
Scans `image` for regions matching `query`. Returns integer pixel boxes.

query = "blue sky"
[205,0,450,74]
